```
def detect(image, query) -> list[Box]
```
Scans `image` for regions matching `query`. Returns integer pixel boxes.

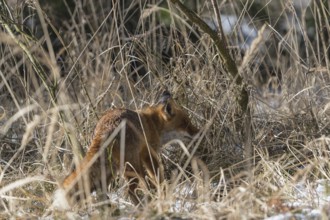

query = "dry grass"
[0,0,330,219]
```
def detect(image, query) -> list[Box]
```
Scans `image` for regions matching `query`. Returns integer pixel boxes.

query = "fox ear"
[164,102,174,117]
[159,91,174,118]
[159,91,171,104]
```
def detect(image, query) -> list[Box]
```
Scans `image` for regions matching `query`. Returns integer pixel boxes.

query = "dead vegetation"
[0,0,330,219]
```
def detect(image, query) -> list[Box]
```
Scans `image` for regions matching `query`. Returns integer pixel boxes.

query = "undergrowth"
[0,0,330,219]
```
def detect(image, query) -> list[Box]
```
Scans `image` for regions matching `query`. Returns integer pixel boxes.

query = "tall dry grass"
[0,0,330,219]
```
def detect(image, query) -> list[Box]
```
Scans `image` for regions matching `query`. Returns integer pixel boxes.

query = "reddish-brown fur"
[61,91,198,205]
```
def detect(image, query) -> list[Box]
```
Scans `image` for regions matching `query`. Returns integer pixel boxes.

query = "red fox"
[58,91,199,206]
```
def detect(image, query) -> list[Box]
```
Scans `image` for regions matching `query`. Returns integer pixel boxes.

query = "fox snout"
[186,123,199,137]
[162,125,199,145]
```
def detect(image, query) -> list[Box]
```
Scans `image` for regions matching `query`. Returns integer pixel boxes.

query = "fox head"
[157,91,199,137]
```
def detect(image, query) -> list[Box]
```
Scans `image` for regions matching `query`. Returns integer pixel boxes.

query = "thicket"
[0,0,330,219]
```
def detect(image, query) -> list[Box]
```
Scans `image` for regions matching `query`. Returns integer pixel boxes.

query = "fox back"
[60,91,199,206]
